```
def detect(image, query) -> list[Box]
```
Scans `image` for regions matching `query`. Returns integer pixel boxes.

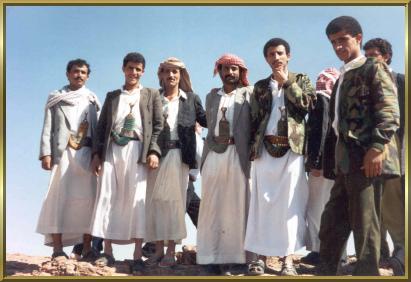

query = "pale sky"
[6,5,405,260]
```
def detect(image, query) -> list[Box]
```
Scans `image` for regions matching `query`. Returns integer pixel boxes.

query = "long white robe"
[305,174,334,252]
[244,79,308,256]
[36,95,96,247]
[197,88,249,264]
[91,87,147,243]
[145,91,190,242]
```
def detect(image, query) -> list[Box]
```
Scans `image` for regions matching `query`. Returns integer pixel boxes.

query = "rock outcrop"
[6,247,394,277]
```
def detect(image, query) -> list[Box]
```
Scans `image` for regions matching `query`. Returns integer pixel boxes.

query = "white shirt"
[332,55,367,136]
[214,88,236,137]
[162,89,187,140]
[265,78,286,136]
[113,85,144,140]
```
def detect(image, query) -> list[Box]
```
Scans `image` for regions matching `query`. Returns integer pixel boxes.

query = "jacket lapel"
[232,87,246,129]
[210,90,222,136]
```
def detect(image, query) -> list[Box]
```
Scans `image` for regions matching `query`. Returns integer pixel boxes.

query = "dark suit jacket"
[93,87,163,163]
[157,91,207,169]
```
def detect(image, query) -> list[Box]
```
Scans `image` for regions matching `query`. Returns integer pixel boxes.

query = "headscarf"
[213,53,249,86]
[315,67,340,97]
[158,57,193,93]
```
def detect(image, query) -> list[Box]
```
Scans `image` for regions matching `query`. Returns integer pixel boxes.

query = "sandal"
[132,258,145,274]
[94,253,115,267]
[281,263,298,276]
[247,259,265,275]
[51,251,69,260]
[158,256,177,268]
[144,254,163,267]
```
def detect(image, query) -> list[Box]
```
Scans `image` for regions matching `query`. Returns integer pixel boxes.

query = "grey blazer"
[93,88,163,163]
[39,99,99,165]
[201,86,253,178]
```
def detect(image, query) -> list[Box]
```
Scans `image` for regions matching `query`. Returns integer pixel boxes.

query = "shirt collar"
[340,55,366,74]
[122,84,143,95]
[217,87,236,96]
[161,89,187,101]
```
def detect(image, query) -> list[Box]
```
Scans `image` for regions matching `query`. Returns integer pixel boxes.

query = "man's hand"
[147,154,159,169]
[91,154,102,176]
[41,155,52,170]
[361,148,384,178]
[273,62,288,86]
[310,169,322,177]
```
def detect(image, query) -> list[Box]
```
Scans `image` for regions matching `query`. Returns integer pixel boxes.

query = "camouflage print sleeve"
[284,74,316,114]
[369,62,400,151]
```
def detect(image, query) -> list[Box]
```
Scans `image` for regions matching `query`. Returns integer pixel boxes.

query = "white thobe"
[145,90,189,242]
[197,88,249,264]
[245,79,309,256]
[91,86,147,243]
[36,95,97,247]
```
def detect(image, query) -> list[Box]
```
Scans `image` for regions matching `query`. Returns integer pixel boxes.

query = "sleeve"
[39,105,53,160]
[194,94,207,128]
[92,93,110,158]
[148,89,164,156]
[284,74,316,115]
[305,95,329,170]
[369,62,400,151]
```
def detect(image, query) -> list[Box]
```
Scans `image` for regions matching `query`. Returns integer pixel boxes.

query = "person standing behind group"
[318,16,400,276]
[245,38,315,276]
[363,38,405,276]
[196,54,254,275]
[90,52,163,273]
[144,57,207,268]
[36,59,100,260]
[302,67,341,266]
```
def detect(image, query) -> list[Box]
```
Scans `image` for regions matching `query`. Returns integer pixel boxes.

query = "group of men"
[36,15,405,276]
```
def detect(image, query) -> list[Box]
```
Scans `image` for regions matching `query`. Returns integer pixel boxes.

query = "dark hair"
[363,38,393,65]
[123,52,146,69]
[263,38,290,57]
[326,16,363,38]
[66,59,91,74]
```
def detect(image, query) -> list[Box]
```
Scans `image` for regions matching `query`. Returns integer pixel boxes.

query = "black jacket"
[157,91,207,169]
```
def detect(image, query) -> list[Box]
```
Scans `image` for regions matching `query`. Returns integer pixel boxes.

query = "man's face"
[364,47,390,64]
[122,61,144,88]
[265,45,290,72]
[219,64,240,86]
[159,66,180,90]
[66,64,89,90]
[328,30,362,64]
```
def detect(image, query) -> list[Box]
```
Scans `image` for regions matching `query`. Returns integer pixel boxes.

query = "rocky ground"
[6,246,395,277]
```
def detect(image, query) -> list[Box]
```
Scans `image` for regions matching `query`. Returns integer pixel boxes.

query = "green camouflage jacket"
[250,72,316,158]
[323,57,400,178]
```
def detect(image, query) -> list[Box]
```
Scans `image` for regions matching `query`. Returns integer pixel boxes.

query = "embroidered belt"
[263,135,289,158]
[165,140,181,149]
[214,136,235,145]
[264,135,289,147]
[68,136,92,150]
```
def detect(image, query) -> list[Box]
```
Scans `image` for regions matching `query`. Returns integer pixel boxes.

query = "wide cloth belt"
[165,140,181,149]
[263,135,290,158]
[214,136,235,145]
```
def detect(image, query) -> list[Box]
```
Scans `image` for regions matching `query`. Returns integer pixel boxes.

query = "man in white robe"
[197,54,254,275]
[37,59,100,260]
[245,38,315,276]
[90,52,163,273]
